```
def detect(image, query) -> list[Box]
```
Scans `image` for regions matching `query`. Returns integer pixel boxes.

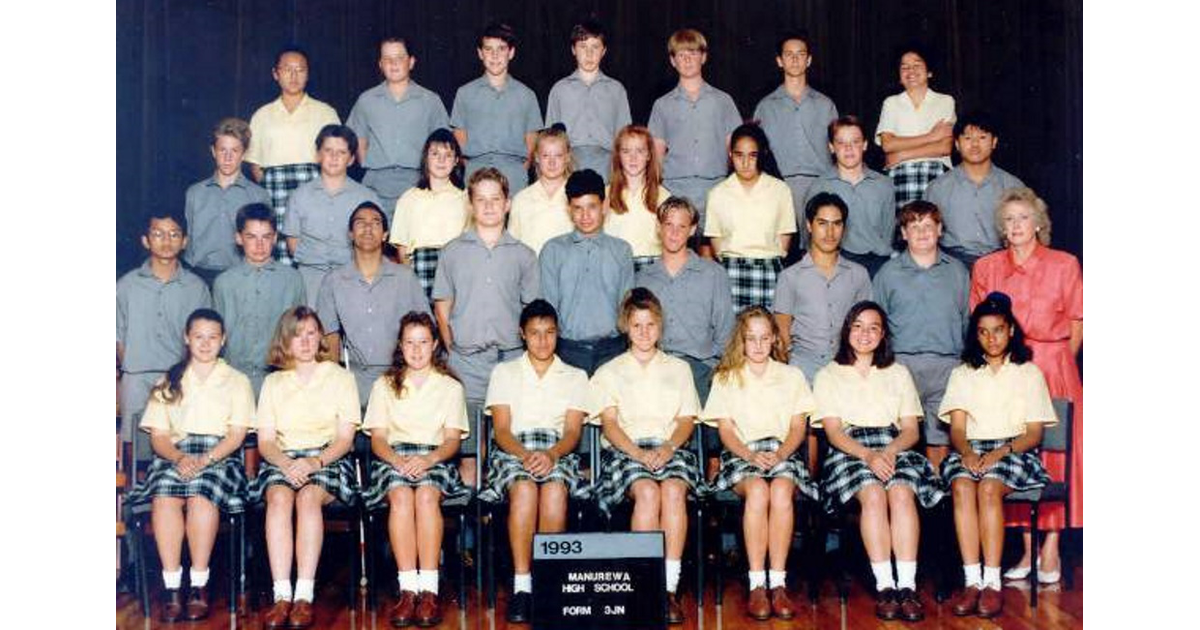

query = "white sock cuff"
[895,561,917,589]
[768,570,787,588]
[294,578,315,602]
[982,566,1002,590]
[273,580,293,602]
[162,568,183,590]
[963,563,982,588]
[871,561,896,590]
[747,570,766,590]
[513,573,532,594]
[665,559,682,593]
[418,570,440,594]
[398,570,419,592]
[189,567,211,588]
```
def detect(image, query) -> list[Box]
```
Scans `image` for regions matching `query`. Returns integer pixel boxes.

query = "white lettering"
[563,606,592,616]
[561,584,585,593]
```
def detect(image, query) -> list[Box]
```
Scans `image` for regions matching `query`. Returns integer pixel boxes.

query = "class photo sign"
[532,532,666,630]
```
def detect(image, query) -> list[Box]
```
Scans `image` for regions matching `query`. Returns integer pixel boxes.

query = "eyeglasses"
[149,230,184,241]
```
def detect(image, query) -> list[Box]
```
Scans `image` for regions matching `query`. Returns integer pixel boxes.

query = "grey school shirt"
[316,258,430,369]
[872,250,970,356]
[804,169,897,257]
[346,81,450,170]
[282,177,381,268]
[648,82,742,180]
[635,253,735,363]
[116,261,212,373]
[772,254,872,381]
[753,84,839,178]
[450,75,542,159]
[922,164,1024,257]
[183,173,270,272]
[432,229,540,353]
[544,70,632,150]
[539,230,634,342]
[212,259,306,392]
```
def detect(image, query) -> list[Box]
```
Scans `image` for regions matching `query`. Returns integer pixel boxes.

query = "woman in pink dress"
[969,187,1081,584]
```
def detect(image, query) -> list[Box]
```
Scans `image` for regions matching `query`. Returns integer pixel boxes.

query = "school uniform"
[922,164,1025,267]
[545,70,632,183]
[508,182,572,256]
[213,259,306,396]
[603,183,672,271]
[281,177,382,305]
[388,185,470,297]
[450,75,542,195]
[874,89,956,209]
[182,173,271,279]
[704,173,797,310]
[772,254,872,382]
[803,169,897,277]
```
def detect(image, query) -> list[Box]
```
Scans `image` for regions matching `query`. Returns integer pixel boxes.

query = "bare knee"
[951,479,976,505]
[741,478,769,510]
[630,480,661,509]
[295,486,327,514]
[858,484,887,516]
[887,485,916,511]
[539,483,568,514]
[415,486,442,515]
[389,486,415,513]
[769,479,795,510]
[977,480,1007,506]
[661,480,688,509]
[265,486,295,514]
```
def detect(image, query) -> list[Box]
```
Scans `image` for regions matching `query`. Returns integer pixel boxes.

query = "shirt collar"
[670,81,713,100]
[897,248,953,270]
[461,228,519,247]
[137,259,185,283]
[203,173,250,189]
[568,69,611,84]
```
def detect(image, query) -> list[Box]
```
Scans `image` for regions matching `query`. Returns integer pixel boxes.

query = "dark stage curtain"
[116,0,1082,275]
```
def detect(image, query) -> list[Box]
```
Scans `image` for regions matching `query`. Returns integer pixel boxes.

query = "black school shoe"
[506,591,532,623]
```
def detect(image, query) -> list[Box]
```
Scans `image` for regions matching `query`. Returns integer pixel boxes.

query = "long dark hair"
[151,308,224,404]
[416,128,465,190]
[833,301,895,368]
[962,291,1034,368]
[385,311,458,396]
[728,122,782,180]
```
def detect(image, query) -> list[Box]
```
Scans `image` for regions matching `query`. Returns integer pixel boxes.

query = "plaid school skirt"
[596,438,706,516]
[941,438,1050,492]
[821,426,946,513]
[633,256,660,274]
[477,429,591,504]
[711,437,819,501]
[720,256,784,312]
[127,434,248,514]
[263,163,320,263]
[248,446,358,507]
[886,160,949,210]
[409,248,441,300]
[363,442,471,511]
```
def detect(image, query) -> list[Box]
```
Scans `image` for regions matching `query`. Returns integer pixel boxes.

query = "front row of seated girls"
[128,290,1055,626]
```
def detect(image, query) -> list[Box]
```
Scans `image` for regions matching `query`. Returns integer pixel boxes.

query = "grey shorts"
[896,353,960,446]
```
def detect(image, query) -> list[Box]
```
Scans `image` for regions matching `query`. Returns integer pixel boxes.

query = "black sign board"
[531,532,666,630]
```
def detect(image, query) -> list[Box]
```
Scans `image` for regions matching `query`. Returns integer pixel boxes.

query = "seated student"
[704,122,796,310]
[362,312,470,628]
[184,117,271,286]
[701,306,817,621]
[605,125,671,272]
[478,299,590,623]
[545,19,632,183]
[126,309,253,623]
[589,287,703,625]
[812,301,944,622]
[388,128,470,298]
[509,124,575,255]
[540,169,634,375]
[939,292,1055,619]
[251,306,360,630]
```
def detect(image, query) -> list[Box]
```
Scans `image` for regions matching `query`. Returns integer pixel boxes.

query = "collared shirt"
[603,183,671,257]
[281,177,381,267]
[753,84,839,178]
[388,185,470,251]
[544,69,633,150]
[804,169,896,257]
[969,244,1082,343]
[939,359,1057,440]
[873,250,969,356]
[256,361,361,451]
[701,359,815,443]
[704,173,797,258]
[635,253,734,362]
[117,260,212,373]
[363,371,469,446]
[812,362,923,429]
[245,94,341,167]
[588,350,701,442]
[874,88,956,169]
[346,81,449,170]
[213,259,307,393]
[772,254,872,381]
[141,360,255,443]
[648,81,742,180]
[449,75,542,158]
[183,173,271,271]
[432,229,540,352]
[923,164,1025,257]
[508,181,572,255]
[539,231,634,342]
[485,353,590,434]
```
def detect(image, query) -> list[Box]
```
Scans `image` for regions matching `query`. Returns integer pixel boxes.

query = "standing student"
[126,309,253,623]
[450,21,542,196]
[589,288,703,625]
[362,312,470,628]
[545,20,632,183]
[347,36,451,221]
[251,307,360,630]
[539,169,634,375]
[388,128,470,298]
[704,122,796,310]
[702,307,817,621]
[605,125,671,271]
[479,300,590,624]
[508,124,574,255]
[213,203,306,396]
[183,117,271,286]
[939,292,1055,619]
[244,47,340,263]
[813,302,944,622]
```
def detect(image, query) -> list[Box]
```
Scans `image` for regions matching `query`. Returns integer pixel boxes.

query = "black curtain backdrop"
[116,0,1082,275]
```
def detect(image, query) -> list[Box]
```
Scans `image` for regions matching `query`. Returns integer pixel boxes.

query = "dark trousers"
[556,335,626,377]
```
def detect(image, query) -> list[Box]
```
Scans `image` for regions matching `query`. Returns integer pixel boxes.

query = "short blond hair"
[996,187,1052,246]
[668,28,707,55]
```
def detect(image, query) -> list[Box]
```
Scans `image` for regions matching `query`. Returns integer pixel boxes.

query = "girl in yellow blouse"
[605,125,671,272]
[813,301,944,622]
[251,306,361,630]
[938,292,1054,619]
[702,306,816,621]
[129,308,253,623]
[389,129,470,297]
[362,311,469,628]
[508,124,574,254]
[589,287,702,624]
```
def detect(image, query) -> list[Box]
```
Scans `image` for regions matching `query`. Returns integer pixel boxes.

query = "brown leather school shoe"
[977,586,1004,618]
[160,589,183,623]
[951,586,981,616]
[184,585,210,621]
[287,599,314,628]
[875,587,900,620]
[415,591,441,627]
[262,600,291,628]
[770,586,795,619]
[898,587,925,621]
[666,591,685,624]
[746,586,771,620]
[390,590,417,627]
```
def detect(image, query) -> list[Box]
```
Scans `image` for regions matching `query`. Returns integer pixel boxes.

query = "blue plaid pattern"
[127,434,248,514]
[941,438,1050,492]
[633,256,660,275]
[409,248,441,300]
[477,428,590,503]
[886,160,948,210]
[720,256,784,311]
[262,163,320,265]
[363,442,471,510]
[596,438,706,516]
[711,437,819,501]
[821,426,946,513]
[249,446,358,506]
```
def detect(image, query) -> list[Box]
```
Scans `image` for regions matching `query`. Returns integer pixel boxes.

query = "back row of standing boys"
[117,19,1081,628]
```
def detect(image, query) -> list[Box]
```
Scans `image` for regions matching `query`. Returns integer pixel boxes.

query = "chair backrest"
[1040,398,1072,452]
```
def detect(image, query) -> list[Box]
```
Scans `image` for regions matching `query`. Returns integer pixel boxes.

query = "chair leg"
[1063,527,1076,591]
[227,513,238,617]
[134,518,152,620]
[238,512,247,615]
[366,511,378,613]
[1030,503,1039,609]
[459,511,468,614]
[695,502,705,611]
[714,504,724,609]
[486,507,496,610]
[804,504,820,604]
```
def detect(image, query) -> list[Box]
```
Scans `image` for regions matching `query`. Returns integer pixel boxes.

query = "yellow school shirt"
[588,350,701,443]
[812,362,923,429]
[485,353,589,434]
[509,181,572,255]
[140,360,255,444]
[603,184,672,257]
[938,360,1057,441]
[362,371,470,446]
[701,359,815,443]
[256,361,361,450]
[703,173,797,259]
[389,186,471,251]
[244,94,341,168]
